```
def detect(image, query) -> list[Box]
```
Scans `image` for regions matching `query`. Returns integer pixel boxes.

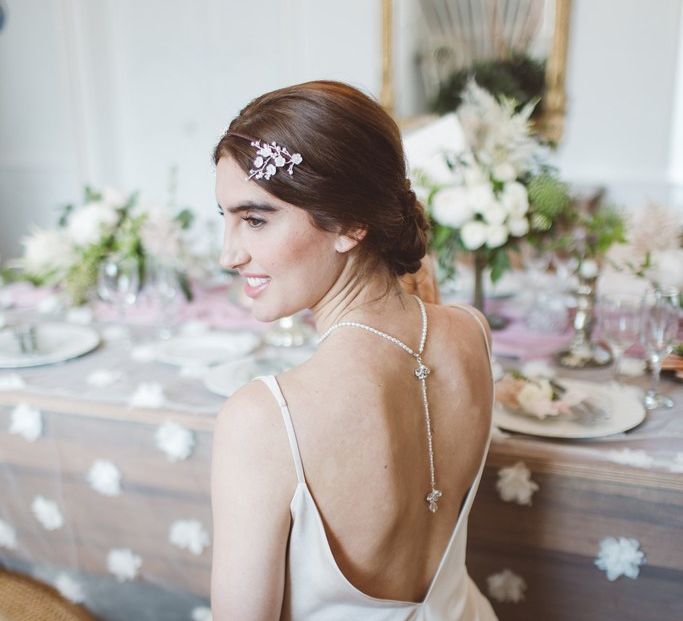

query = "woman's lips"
[243,276,271,298]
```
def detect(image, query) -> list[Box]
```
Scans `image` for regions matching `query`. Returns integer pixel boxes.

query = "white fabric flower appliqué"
[32,496,64,531]
[87,460,122,496]
[496,461,539,505]
[606,448,655,469]
[155,421,195,462]
[9,403,42,442]
[129,382,166,408]
[54,573,86,604]
[0,373,26,390]
[87,369,123,388]
[595,537,645,581]
[0,519,17,550]
[107,548,142,582]
[191,606,213,621]
[169,519,210,556]
[486,569,526,603]
[669,452,683,473]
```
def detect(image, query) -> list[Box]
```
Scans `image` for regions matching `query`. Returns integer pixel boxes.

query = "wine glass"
[97,255,140,337]
[150,262,183,340]
[598,293,640,382]
[640,287,680,410]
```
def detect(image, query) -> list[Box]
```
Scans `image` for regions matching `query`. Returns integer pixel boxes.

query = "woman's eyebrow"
[224,201,279,214]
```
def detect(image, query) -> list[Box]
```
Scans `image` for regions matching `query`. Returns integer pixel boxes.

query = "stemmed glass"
[598,294,641,382]
[97,255,140,338]
[640,287,680,410]
[150,262,183,340]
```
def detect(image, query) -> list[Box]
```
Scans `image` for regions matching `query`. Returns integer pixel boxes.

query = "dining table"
[0,280,681,621]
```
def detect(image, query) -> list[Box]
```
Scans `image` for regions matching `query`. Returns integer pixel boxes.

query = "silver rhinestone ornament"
[318,296,442,513]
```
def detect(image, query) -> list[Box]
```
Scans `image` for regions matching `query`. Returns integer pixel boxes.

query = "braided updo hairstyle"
[213,80,430,278]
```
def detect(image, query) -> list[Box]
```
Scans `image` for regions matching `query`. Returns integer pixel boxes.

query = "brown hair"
[213,80,429,278]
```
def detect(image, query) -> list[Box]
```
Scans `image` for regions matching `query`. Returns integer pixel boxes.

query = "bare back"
[276,302,493,603]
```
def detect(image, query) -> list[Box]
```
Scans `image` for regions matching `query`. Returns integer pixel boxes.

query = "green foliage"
[430,54,546,116]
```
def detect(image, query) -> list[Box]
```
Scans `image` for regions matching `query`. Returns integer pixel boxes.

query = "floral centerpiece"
[412,80,571,320]
[5,186,196,305]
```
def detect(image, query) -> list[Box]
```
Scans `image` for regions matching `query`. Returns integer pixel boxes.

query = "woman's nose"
[219,241,249,271]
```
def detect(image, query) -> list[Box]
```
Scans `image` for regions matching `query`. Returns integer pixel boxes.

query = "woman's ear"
[335,227,367,253]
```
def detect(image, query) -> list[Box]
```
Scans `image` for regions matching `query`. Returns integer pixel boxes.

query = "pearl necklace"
[318,296,442,513]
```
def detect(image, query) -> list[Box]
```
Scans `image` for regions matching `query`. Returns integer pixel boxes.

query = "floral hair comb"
[228,132,303,181]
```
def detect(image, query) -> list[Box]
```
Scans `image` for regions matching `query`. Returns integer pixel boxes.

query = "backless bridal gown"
[256,304,498,620]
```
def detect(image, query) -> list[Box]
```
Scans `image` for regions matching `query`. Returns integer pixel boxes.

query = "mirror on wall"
[388,0,571,143]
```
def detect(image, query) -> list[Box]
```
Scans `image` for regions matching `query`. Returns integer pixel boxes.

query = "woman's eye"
[242,216,265,229]
[217,207,224,217]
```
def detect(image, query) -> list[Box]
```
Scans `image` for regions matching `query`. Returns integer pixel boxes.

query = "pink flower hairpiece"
[228,132,303,181]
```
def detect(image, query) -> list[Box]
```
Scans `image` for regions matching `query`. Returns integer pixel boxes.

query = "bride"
[210,80,496,620]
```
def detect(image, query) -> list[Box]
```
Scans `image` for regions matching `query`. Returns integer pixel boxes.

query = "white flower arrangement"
[155,421,195,462]
[9,403,42,442]
[594,537,645,581]
[128,382,166,408]
[413,79,571,286]
[87,459,122,496]
[54,573,86,604]
[486,568,527,603]
[0,373,26,390]
[107,548,142,582]
[6,185,198,306]
[496,461,539,506]
[0,519,17,550]
[169,519,210,556]
[31,496,64,531]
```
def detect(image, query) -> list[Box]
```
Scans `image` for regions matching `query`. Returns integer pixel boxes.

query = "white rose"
[468,184,496,215]
[579,259,599,279]
[21,229,75,276]
[416,153,457,186]
[508,217,530,237]
[67,202,118,246]
[501,182,529,217]
[492,162,516,182]
[482,200,507,226]
[431,186,474,228]
[463,162,488,186]
[517,381,556,418]
[486,224,509,248]
[460,220,488,250]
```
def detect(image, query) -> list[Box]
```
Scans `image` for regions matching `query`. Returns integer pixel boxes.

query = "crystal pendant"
[415,361,431,380]
[426,488,443,513]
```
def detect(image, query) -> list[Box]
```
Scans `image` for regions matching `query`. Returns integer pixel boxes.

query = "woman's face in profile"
[215,156,344,322]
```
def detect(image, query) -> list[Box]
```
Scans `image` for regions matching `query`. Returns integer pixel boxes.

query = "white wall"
[0,0,380,259]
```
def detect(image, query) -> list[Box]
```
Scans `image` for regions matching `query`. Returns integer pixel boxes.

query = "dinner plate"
[153,331,261,366]
[0,322,100,368]
[493,380,646,439]
[204,348,314,397]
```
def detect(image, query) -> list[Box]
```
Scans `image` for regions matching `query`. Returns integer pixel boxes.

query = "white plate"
[493,380,646,439]
[204,348,314,397]
[153,331,261,366]
[0,322,100,368]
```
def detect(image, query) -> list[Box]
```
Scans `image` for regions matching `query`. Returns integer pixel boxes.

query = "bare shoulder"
[212,379,297,496]
[435,302,492,353]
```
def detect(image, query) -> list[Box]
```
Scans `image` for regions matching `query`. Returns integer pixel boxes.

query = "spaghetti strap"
[256,375,306,484]
[449,303,492,360]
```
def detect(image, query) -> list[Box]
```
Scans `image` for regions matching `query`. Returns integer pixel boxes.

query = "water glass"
[640,287,680,410]
[150,263,183,339]
[598,293,640,381]
[97,256,140,330]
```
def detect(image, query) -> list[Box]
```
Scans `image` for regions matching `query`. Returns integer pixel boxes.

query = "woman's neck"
[310,263,410,336]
